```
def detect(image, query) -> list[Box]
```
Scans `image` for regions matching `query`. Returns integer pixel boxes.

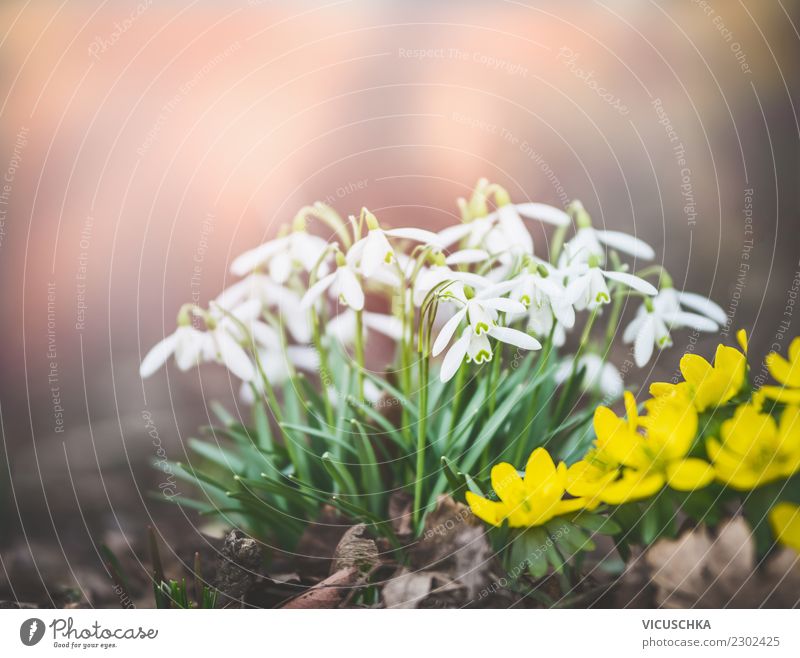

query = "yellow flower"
[706,403,800,490]
[565,392,714,505]
[769,503,800,553]
[466,448,586,528]
[649,330,748,412]
[761,336,800,404]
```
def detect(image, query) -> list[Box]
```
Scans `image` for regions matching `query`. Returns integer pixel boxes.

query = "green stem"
[311,313,335,427]
[413,351,430,529]
[354,309,365,403]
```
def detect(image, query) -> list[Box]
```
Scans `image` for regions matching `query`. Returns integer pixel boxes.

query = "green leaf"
[252,401,274,452]
[321,452,359,497]
[573,513,622,536]
[460,382,529,473]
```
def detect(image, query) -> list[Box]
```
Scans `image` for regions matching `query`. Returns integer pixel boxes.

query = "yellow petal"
[491,462,525,507]
[523,447,558,489]
[594,407,649,469]
[599,470,664,505]
[769,503,800,553]
[766,351,800,388]
[790,336,800,364]
[554,497,591,516]
[623,391,639,429]
[563,460,618,497]
[760,385,800,404]
[680,353,713,389]
[466,491,507,526]
[665,458,714,491]
[736,329,749,354]
[642,395,698,460]
[649,381,678,397]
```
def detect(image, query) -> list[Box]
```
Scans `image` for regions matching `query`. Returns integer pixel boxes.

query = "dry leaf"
[281,567,362,609]
[643,517,800,607]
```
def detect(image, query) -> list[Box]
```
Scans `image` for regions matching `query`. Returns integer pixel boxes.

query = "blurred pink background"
[1,1,798,602]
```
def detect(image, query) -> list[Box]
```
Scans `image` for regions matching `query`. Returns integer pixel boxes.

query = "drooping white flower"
[216,273,312,343]
[508,264,576,337]
[564,264,657,311]
[347,210,441,277]
[325,310,404,344]
[431,280,542,382]
[623,287,720,367]
[559,201,655,267]
[555,353,624,400]
[240,340,320,403]
[139,301,260,381]
[301,254,364,311]
[230,230,329,282]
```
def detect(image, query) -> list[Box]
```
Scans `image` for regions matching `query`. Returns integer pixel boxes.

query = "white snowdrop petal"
[622,311,645,344]
[269,251,293,284]
[174,328,207,371]
[432,309,466,356]
[595,230,655,260]
[677,291,727,325]
[287,346,320,372]
[489,326,542,351]
[363,312,404,340]
[634,316,656,367]
[600,363,624,399]
[602,270,658,295]
[139,333,178,378]
[663,311,718,332]
[440,333,470,382]
[230,238,287,276]
[216,332,256,381]
[515,202,571,227]
[385,227,442,246]
[437,223,474,248]
[481,297,526,314]
[301,272,336,310]
[337,267,365,310]
[445,249,490,265]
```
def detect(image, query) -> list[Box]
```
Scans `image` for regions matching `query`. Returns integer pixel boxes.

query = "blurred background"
[1,0,798,605]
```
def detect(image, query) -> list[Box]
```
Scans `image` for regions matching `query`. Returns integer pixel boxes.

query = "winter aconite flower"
[565,392,714,505]
[760,337,800,404]
[706,403,800,490]
[769,503,800,553]
[649,331,748,412]
[465,448,586,527]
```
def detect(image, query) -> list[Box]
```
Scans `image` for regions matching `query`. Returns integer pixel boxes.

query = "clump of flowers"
[143,178,790,594]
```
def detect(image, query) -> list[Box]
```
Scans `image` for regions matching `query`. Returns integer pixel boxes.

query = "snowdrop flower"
[325,310,404,344]
[432,282,541,382]
[565,261,657,312]
[230,229,329,283]
[301,251,364,311]
[560,201,655,267]
[509,262,576,334]
[215,273,312,343]
[555,354,624,400]
[347,209,441,277]
[240,343,320,403]
[139,302,259,381]
[412,251,493,307]
[623,286,722,367]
